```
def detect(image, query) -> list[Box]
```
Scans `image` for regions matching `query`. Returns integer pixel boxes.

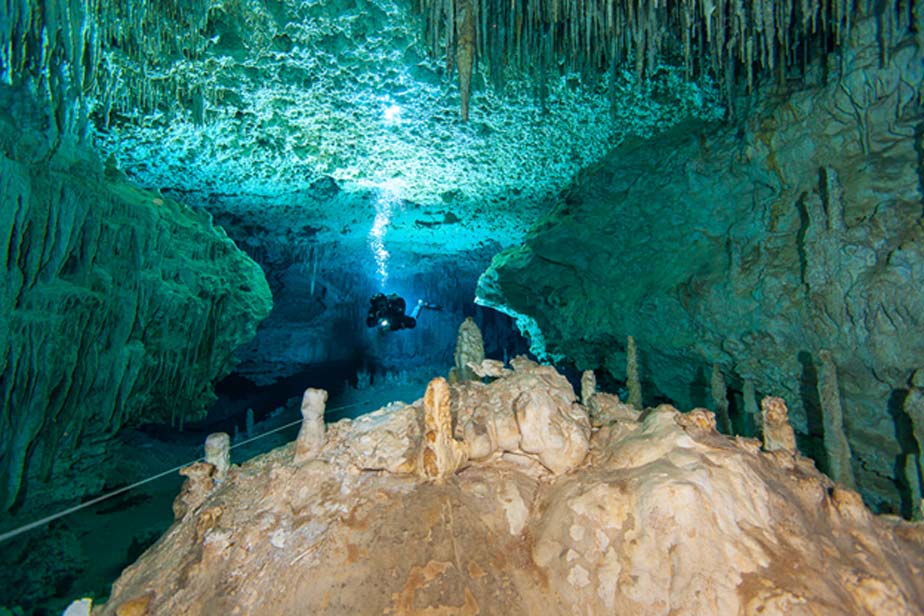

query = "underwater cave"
[2,0,924,614]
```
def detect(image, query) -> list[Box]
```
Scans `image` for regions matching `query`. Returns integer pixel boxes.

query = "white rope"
[0,399,370,544]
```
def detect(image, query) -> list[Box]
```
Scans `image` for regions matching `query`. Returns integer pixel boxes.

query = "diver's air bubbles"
[368,179,404,288]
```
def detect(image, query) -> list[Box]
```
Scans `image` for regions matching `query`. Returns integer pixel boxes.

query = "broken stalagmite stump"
[760,396,796,453]
[204,432,231,482]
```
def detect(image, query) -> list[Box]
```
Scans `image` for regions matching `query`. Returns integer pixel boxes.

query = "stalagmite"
[905,456,923,521]
[450,317,485,383]
[820,166,847,233]
[817,350,856,489]
[246,408,255,439]
[903,369,924,520]
[418,377,468,482]
[710,364,732,434]
[204,432,231,482]
[627,335,642,410]
[294,388,328,464]
[581,369,596,406]
[743,378,759,437]
[760,396,797,453]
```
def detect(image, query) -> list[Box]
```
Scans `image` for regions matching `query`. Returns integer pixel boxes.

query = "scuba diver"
[366,293,441,332]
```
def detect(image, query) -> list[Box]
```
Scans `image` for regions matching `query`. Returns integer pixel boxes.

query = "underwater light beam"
[383,104,402,125]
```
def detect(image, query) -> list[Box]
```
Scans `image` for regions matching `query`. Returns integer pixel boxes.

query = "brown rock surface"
[98,364,924,615]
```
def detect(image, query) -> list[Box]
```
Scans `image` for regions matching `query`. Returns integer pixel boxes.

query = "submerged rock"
[98,363,924,615]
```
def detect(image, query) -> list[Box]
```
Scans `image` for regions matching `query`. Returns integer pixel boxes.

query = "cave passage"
[2,0,924,614]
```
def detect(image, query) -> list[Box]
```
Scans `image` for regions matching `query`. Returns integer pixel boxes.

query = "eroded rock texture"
[477,23,924,511]
[0,118,272,509]
[98,362,924,615]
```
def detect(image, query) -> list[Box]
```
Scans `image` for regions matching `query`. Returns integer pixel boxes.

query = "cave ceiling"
[87,0,722,256]
[3,0,873,263]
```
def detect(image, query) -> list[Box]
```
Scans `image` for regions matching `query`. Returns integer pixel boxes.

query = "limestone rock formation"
[417,378,468,481]
[343,402,423,475]
[580,369,596,406]
[626,335,642,409]
[451,356,590,472]
[818,349,857,489]
[172,462,216,520]
[514,388,590,475]
[903,369,924,519]
[449,316,485,383]
[294,388,328,463]
[743,378,760,436]
[467,358,510,379]
[0,118,272,509]
[588,392,640,427]
[97,367,924,615]
[761,396,797,453]
[711,364,732,433]
[204,434,231,482]
[477,19,924,511]
[454,0,476,121]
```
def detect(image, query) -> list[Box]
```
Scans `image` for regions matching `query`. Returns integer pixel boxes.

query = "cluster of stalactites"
[417,0,921,111]
[0,0,212,141]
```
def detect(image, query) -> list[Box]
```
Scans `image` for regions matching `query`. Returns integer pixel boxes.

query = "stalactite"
[1,0,213,141]
[414,0,911,118]
[455,0,475,122]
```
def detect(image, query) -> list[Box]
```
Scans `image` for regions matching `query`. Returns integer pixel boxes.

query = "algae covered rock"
[0,127,272,509]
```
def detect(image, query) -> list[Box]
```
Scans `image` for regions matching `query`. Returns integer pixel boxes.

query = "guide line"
[0,399,370,544]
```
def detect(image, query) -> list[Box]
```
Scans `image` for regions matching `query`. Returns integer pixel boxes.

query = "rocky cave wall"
[0,91,272,511]
[478,21,924,513]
